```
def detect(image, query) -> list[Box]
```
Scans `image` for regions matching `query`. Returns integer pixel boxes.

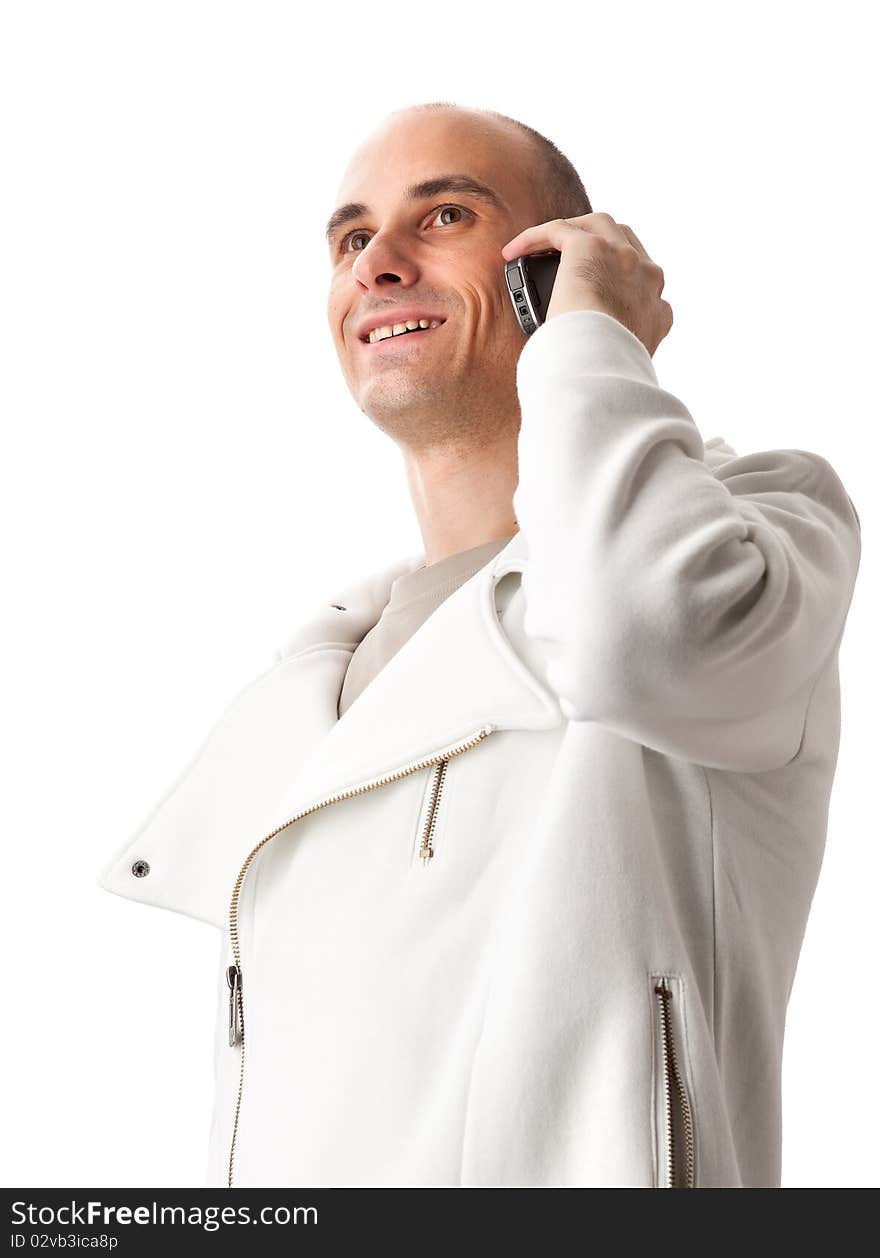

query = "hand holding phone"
[502,214,674,357]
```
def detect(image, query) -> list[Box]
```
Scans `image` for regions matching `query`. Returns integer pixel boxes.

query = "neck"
[402,428,520,567]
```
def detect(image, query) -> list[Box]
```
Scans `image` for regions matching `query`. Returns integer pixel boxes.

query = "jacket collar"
[97,530,562,927]
[266,528,561,824]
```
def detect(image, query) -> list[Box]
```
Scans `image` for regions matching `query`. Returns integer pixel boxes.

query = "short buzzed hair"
[389,100,593,223]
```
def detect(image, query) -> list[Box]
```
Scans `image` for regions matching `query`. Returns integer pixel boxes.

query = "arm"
[512,308,862,772]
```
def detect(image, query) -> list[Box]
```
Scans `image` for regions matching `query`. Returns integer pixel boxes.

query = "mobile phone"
[504,250,561,335]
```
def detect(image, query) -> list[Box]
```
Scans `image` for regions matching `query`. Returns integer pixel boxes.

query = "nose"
[351,235,420,290]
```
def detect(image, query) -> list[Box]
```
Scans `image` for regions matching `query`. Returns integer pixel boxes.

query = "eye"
[429,204,468,228]
[342,230,371,254]
[339,204,472,254]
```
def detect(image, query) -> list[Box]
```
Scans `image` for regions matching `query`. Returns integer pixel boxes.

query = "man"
[97,102,861,1188]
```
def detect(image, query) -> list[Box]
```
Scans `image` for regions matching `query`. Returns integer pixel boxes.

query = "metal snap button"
[131,859,150,878]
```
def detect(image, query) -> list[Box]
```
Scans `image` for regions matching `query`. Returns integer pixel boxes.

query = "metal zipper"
[653,976,695,1188]
[224,723,494,1187]
[418,759,449,862]
[226,963,242,1047]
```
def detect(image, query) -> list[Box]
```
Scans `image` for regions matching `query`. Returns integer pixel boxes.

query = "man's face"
[325,109,541,449]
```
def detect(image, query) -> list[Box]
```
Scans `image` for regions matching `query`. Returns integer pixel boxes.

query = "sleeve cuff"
[515,308,659,390]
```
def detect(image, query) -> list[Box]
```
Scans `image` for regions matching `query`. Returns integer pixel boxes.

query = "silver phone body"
[504,250,561,335]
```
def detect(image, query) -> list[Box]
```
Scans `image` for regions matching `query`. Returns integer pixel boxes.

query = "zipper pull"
[226,964,242,1047]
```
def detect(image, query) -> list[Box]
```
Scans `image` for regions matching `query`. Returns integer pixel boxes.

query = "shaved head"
[386,101,592,223]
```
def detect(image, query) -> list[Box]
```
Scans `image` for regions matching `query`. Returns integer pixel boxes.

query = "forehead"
[333,110,537,217]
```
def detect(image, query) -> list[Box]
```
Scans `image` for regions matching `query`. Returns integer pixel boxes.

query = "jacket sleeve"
[512,309,862,772]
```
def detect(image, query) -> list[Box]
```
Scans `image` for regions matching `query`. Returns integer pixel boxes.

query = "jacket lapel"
[96,530,562,928]
[267,528,561,821]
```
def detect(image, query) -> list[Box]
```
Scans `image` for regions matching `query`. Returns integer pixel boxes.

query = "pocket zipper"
[417,759,449,863]
[224,724,494,1187]
[652,974,696,1188]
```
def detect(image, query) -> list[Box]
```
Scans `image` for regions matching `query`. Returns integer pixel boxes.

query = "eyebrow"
[324,173,506,243]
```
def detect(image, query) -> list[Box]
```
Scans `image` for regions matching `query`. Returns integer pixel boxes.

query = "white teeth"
[367,318,443,343]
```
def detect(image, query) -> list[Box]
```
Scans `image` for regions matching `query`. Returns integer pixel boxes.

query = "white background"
[1,0,876,1188]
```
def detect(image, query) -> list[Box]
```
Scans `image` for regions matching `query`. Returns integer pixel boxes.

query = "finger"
[618,224,666,292]
[556,211,633,258]
[618,224,650,258]
[571,212,644,255]
[500,214,623,261]
[618,225,664,279]
[500,218,596,260]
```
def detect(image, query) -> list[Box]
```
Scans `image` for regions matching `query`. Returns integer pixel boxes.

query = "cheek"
[465,273,526,363]
[458,273,509,329]
[326,283,348,335]
[481,264,513,319]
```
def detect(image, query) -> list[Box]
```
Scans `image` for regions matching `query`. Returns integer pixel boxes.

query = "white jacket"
[97,310,861,1188]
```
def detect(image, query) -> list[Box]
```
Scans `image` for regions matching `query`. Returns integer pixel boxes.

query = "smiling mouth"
[361,319,446,346]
